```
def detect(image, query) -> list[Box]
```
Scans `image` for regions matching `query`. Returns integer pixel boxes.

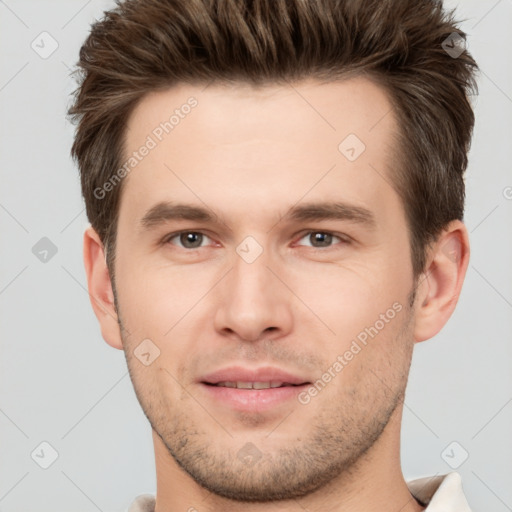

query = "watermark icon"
[442,33,466,59]
[441,441,469,469]
[32,237,58,263]
[31,441,59,469]
[237,442,263,467]
[93,97,198,200]
[338,133,366,162]
[134,338,161,366]
[298,301,403,405]
[503,186,512,200]
[236,236,264,264]
[441,237,461,263]
[31,31,59,59]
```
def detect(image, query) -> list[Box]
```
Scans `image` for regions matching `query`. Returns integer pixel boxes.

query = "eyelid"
[161,229,351,249]
[162,230,216,248]
[293,230,351,247]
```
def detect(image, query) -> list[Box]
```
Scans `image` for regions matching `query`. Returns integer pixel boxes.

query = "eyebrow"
[140,202,220,229]
[139,200,376,231]
[284,201,376,228]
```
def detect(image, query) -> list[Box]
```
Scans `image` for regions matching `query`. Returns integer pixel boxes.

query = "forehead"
[125,76,396,151]
[120,77,401,227]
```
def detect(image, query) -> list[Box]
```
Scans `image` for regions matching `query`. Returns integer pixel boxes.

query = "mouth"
[200,381,311,412]
[199,368,312,412]
[202,381,307,389]
[200,365,310,387]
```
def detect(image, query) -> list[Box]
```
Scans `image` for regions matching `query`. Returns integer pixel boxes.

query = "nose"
[213,248,293,342]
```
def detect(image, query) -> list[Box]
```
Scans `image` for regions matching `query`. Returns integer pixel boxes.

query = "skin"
[84,77,469,512]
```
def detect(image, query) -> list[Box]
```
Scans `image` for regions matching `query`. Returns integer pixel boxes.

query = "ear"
[413,220,470,343]
[83,226,123,350]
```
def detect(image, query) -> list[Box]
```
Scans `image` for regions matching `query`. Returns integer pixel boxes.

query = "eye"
[165,231,213,249]
[295,231,346,248]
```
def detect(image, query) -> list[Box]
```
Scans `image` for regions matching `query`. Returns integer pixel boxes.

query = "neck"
[152,404,424,512]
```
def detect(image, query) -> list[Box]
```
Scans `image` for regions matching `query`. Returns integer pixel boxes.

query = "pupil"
[311,232,332,247]
[181,232,202,248]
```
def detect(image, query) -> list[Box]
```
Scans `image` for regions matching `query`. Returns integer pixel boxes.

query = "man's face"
[114,77,418,500]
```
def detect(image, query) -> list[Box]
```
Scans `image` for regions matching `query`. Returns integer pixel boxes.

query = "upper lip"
[200,366,310,385]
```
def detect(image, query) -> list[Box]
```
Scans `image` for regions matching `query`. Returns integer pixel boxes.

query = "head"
[69,0,478,503]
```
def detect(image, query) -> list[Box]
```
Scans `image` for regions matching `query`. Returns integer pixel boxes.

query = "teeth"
[219,381,237,388]
[253,382,270,389]
[215,381,286,389]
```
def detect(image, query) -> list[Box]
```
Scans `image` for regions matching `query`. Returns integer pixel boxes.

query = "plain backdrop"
[0,0,511,511]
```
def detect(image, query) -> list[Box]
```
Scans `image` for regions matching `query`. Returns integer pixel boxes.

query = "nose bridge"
[213,244,292,341]
[232,250,271,303]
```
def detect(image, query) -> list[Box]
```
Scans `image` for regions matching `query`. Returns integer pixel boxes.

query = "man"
[68,0,478,510]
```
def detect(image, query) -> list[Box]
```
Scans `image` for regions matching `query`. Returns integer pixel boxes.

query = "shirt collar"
[407,472,472,511]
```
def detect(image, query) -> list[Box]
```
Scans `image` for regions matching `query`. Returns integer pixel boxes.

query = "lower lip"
[200,383,310,412]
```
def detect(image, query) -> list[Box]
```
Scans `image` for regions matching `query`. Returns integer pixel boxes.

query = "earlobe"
[413,220,470,343]
[83,226,124,350]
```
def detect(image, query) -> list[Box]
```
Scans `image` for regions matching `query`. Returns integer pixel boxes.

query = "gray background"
[1,0,511,510]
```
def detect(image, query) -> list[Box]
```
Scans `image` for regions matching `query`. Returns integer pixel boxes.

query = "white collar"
[407,472,472,511]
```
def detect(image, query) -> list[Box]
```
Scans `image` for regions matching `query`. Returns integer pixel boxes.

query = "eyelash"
[161,230,351,250]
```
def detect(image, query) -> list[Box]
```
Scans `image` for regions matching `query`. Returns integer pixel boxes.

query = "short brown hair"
[68,0,478,280]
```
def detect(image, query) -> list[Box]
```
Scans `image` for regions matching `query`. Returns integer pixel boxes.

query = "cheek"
[115,260,209,335]
[288,260,409,342]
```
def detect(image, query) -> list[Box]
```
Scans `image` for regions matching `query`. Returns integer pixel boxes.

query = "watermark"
[134,338,161,366]
[503,186,512,200]
[441,237,461,263]
[298,301,403,405]
[31,441,59,469]
[93,97,198,200]
[237,442,263,467]
[236,235,264,263]
[441,441,469,469]
[32,237,58,263]
[442,32,466,59]
[31,31,59,59]
[338,133,366,162]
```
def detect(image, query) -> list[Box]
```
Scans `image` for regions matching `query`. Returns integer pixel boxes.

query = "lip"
[200,366,310,386]
[199,366,311,413]
[200,382,311,412]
